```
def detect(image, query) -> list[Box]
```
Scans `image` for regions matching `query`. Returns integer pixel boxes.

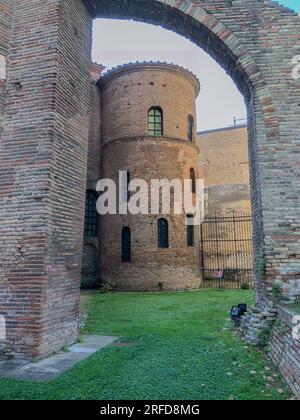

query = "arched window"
[121,170,131,204]
[190,168,196,194]
[187,215,194,247]
[127,171,131,202]
[121,227,131,263]
[148,107,163,136]
[158,218,169,248]
[84,190,98,238]
[188,115,194,142]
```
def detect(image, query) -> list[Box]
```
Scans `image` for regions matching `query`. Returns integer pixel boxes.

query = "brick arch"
[86,0,280,138]
[86,0,286,300]
[1,0,299,357]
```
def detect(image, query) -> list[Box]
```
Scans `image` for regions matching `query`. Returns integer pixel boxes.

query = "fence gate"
[200,213,253,289]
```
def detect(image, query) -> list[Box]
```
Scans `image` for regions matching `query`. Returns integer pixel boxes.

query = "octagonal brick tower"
[100,62,201,291]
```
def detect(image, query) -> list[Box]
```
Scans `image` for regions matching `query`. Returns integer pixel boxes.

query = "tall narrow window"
[120,170,131,204]
[122,227,131,263]
[127,171,131,203]
[190,168,196,194]
[158,218,169,249]
[188,115,194,142]
[187,215,194,247]
[84,191,98,237]
[148,107,163,136]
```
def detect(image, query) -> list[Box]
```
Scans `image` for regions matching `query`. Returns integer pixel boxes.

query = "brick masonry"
[0,1,11,134]
[100,64,201,291]
[81,66,102,289]
[0,0,299,360]
[241,300,300,398]
[86,0,300,302]
[197,125,251,216]
[100,62,199,145]
[269,306,300,398]
[0,0,93,357]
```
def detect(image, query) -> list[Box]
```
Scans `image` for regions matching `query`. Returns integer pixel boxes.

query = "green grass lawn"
[0,289,290,400]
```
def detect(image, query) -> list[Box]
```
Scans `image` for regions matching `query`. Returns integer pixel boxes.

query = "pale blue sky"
[92,1,298,131]
[280,0,298,10]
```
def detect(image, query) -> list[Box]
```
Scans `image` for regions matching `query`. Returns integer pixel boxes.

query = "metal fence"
[200,213,253,289]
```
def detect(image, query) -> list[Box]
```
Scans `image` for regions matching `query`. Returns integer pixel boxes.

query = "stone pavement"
[0,336,118,382]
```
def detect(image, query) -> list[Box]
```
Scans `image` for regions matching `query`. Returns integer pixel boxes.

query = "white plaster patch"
[292,55,300,80]
[292,316,300,341]
[0,55,6,80]
[0,316,6,340]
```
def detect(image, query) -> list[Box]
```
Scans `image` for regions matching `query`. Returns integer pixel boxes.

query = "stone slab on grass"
[0,335,118,382]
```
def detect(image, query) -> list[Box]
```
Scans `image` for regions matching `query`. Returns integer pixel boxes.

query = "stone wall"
[269,306,300,399]
[241,297,300,398]
[197,125,251,216]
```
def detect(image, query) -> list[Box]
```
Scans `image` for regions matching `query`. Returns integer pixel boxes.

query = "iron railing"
[200,213,253,289]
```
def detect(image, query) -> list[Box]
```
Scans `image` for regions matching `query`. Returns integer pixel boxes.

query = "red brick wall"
[101,63,199,145]
[101,137,201,292]
[81,80,101,289]
[1,0,300,356]
[0,0,92,357]
[87,83,101,190]
[99,64,201,291]
[0,0,12,134]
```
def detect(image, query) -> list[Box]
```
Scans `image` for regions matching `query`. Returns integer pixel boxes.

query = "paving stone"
[0,336,118,382]
[0,359,30,373]
[70,335,118,354]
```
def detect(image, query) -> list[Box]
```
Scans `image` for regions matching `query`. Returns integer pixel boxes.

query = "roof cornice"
[99,61,201,97]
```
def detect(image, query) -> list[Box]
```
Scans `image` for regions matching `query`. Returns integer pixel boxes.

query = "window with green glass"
[148,107,163,136]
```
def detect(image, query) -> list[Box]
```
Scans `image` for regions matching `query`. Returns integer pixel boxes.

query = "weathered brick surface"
[101,62,199,145]
[0,0,12,133]
[0,0,299,356]
[81,74,102,289]
[197,126,251,216]
[87,70,102,190]
[269,306,300,398]
[100,64,201,291]
[0,0,92,357]
[101,138,201,291]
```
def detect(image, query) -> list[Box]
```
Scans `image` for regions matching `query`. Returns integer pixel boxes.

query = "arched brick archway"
[87,0,278,133]
[0,0,299,357]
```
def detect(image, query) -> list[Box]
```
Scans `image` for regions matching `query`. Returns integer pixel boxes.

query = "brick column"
[247,92,266,306]
[0,0,92,357]
[0,1,12,130]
